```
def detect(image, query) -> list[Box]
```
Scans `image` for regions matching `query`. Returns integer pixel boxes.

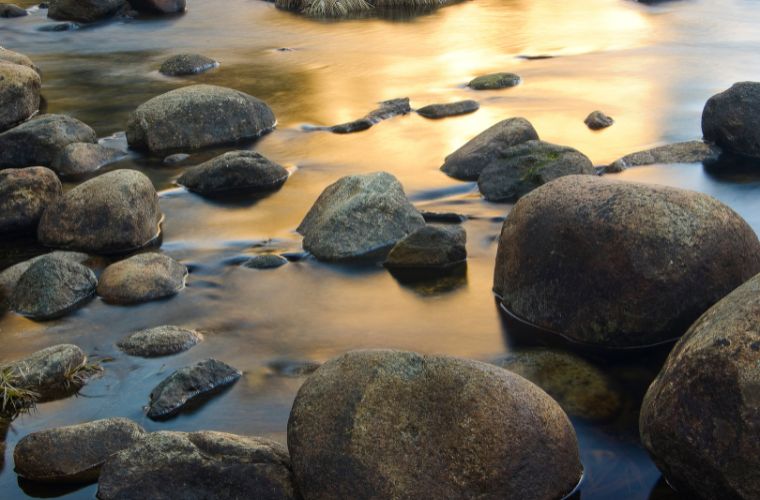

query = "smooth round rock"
[97,253,187,304]
[468,72,520,90]
[477,140,594,202]
[416,100,479,119]
[129,0,184,14]
[0,47,40,74]
[641,271,760,500]
[0,3,27,17]
[494,175,760,348]
[159,53,217,76]
[126,84,276,154]
[14,418,146,483]
[441,117,539,181]
[38,169,162,254]
[51,142,124,177]
[0,167,61,234]
[243,254,288,269]
[0,62,40,133]
[0,251,92,303]
[288,349,583,500]
[117,325,203,357]
[584,110,614,130]
[384,225,466,269]
[97,431,299,500]
[1,344,88,402]
[702,81,760,158]
[47,0,125,22]
[177,151,288,197]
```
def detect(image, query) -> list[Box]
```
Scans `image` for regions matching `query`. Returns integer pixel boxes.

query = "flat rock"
[0,114,96,168]
[129,0,185,14]
[126,84,276,154]
[243,254,288,269]
[702,81,760,158]
[384,225,466,270]
[146,359,241,420]
[0,4,27,17]
[47,0,125,22]
[0,62,40,133]
[0,167,61,234]
[584,110,614,130]
[441,117,539,180]
[14,418,145,483]
[51,142,125,177]
[477,140,594,202]
[417,100,479,119]
[177,150,288,197]
[159,53,217,76]
[328,98,410,134]
[468,72,520,90]
[97,253,187,304]
[606,140,721,173]
[117,325,203,357]
[0,47,40,74]
[97,431,299,499]
[266,358,321,377]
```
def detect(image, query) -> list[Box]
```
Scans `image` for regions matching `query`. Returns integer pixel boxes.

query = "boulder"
[14,418,146,483]
[0,114,96,169]
[416,100,479,119]
[494,175,760,348]
[0,167,61,234]
[51,142,125,177]
[129,0,185,14]
[97,431,299,499]
[159,53,216,76]
[288,350,583,500]
[126,85,276,154]
[606,140,721,173]
[0,251,92,303]
[146,359,241,420]
[468,72,520,90]
[9,254,97,320]
[384,225,466,270]
[440,117,539,180]
[117,325,203,357]
[640,272,760,500]
[177,151,288,197]
[47,0,125,23]
[37,169,162,254]
[0,47,40,74]
[702,81,760,158]
[0,62,40,133]
[584,110,614,130]
[477,140,594,202]
[97,253,187,304]
[243,254,288,269]
[0,3,27,17]
[297,172,425,261]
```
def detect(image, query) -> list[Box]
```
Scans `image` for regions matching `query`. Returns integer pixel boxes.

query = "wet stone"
[0,3,27,17]
[50,142,125,178]
[129,0,185,14]
[177,151,289,197]
[0,114,96,169]
[384,225,467,270]
[416,100,479,119]
[159,53,218,76]
[243,254,289,269]
[584,110,614,130]
[0,47,40,74]
[0,63,40,133]
[468,72,521,90]
[606,140,720,173]
[97,253,187,305]
[0,167,61,235]
[266,358,321,377]
[0,251,92,304]
[328,98,411,134]
[162,153,189,165]
[47,0,125,23]
[117,325,203,357]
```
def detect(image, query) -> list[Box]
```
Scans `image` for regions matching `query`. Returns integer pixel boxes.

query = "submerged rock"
[0,114,97,169]
[328,98,410,134]
[0,63,40,133]
[126,84,276,154]
[146,359,241,420]
[243,254,288,269]
[38,21,80,31]
[606,140,720,172]
[97,253,187,304]
[0,3,27,17]
[416,100,479,119]
[288,350,583,499]
[702,81,760,158]
[0,167,61,234]
[47,0,126,22]
[38,169,162,254]
[494,175,760,348]
[51,142,125,177]
[159,53,217,76]
[298,172,425,261]
[117,325,203,357]
[266,358,321,377]
[177,151,288,197]
[640,272,760,500]
[477,140,594,202]
[14,418,146,483]
[440,117,539,181]
[0,47,39,74]
[584,110,614,130]
[384,225,466,270]
[468,72,520,90]
[162,152,189,165]
[97,431,299,499]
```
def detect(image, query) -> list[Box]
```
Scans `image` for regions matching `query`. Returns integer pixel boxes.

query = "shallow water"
[2,0,760,497]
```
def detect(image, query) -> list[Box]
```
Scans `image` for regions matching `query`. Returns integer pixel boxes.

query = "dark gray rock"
[97,431,299,499]
[298,172,425,261]
[417,100,479,119]
[477,140,594,202]
[384,225,466,270]
[129,0,185,14]
[177,151,288,197]
[162,153,189,165]
[47,0,125,22]
[328,98,410,134]
[702,81,760,158]
[243,254,288,269]
[0,63,40,133]
[584,110,614,130]
[117,325,203,357]
[606,140,721,173]
[38,169,162,254]
[0,3,27,17]
[440,117,539,180]
[0,114,96,169]
[38,21,79,31]
[126,84,276,154]
[420,211,467,223]
[97,253,187,304]
[0,47,40,74]
[14,418,146,483]
[468,72,520,90]
[51,142,125,177]
[159,53,217,76]
[288,350,583,500]
[146,359,241,420]
[0,251,92,304]
[0,167,61,234]
[494,175,760,348]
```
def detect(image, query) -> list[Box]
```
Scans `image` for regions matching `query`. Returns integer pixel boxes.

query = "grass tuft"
[302,0,372,17]
[63,361,103,390]
[0,367,39,418]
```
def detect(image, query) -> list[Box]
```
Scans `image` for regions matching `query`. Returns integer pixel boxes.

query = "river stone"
[14,418,146,483]
[243,254,288,269]
[37,169,162,254]
[117,325,203,357]
[416,100,479,119]
[440,117,539,180]
[0,47,40,74]
[0,167,61,234]
[0,63,40,133]
[129,0,185,14]
[159,53,217,76]
[297,172,425,261]
[702,81,760,158]
[494,349,622,421]
[494,175,760,348]
[267,358,321,377]
[126,84,276,154]
[146,359,242,420]
[47,0,125,22]
[51,142,124,177]
[0,251,91,303]
[477,140,595,202]
[10,255,97,320]
[177,151,288,197]
[468,72,521,90]
[0,114,97,168]
[288,350,583,500]
[0,3,27,17]
[640,272,760,499]
[584,110,614,130]
[97,253,187,304]
[0,344,88,402]
[606,140,720,173]
[384,225,466,270]
[97,431,299,499]
[328,98,411,134]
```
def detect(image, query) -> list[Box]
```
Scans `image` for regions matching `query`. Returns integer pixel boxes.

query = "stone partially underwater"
[275,0,459,18]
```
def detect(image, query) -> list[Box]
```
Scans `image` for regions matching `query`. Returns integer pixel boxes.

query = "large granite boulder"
[702,81,760,158]
[0,62,40,133]
[0,167,61,234]
[177,150,288,197]
[47,0,126,23]
[97,253,187,304]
